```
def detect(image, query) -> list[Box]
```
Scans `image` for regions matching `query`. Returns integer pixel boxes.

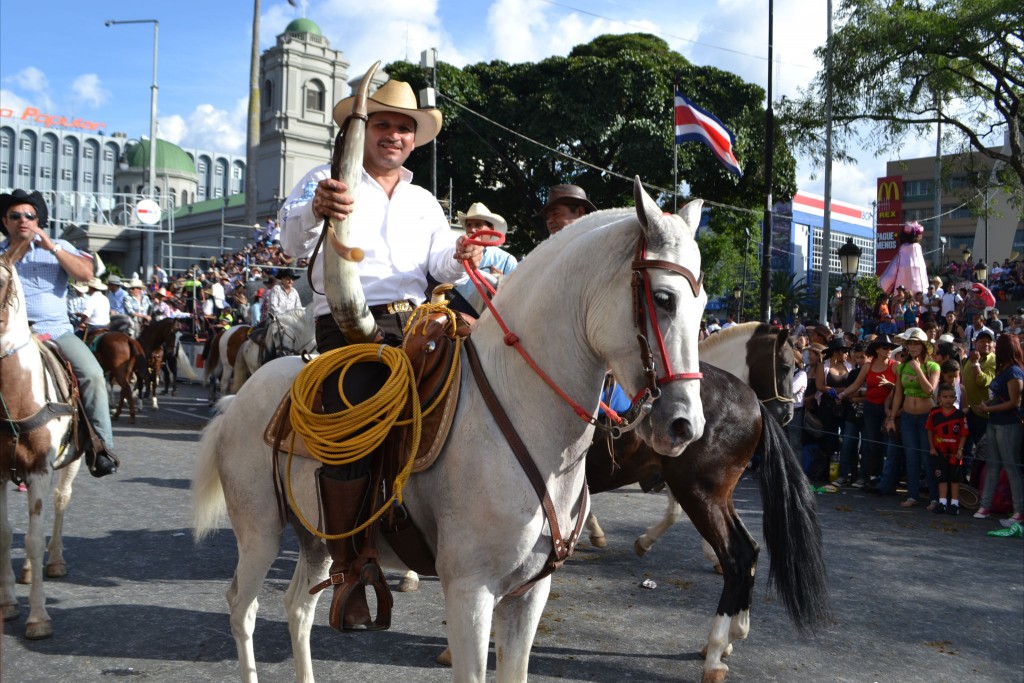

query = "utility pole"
[245,0,261,226]
[759,0,775,322]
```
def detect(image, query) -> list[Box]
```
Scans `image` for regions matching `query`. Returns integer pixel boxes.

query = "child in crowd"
[926,384,969,515]
[936,359,964,409]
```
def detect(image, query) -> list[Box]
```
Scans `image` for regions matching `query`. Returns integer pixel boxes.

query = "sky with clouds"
[0,0,936,210]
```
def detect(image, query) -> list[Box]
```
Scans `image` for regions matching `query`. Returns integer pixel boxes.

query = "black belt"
[368,300,414,316]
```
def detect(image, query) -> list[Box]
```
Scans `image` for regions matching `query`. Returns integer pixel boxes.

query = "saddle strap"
[464,338,588,592]
[0,402,74,435]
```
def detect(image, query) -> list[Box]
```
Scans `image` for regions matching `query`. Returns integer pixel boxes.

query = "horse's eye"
[653,290,676,313]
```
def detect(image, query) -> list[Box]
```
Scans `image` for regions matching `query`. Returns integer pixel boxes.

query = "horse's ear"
[633,176,660,231]
[677,199,703,239]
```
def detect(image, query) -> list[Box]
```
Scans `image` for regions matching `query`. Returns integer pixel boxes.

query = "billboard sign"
[875,176,902,276]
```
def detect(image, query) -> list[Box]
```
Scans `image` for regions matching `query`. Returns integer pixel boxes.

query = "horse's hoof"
[25,619,53,640]
[634,539,649,557]
[590,534,607,549]
[46,562,67,578]
[1,602,19,620]
[397,575,419,592]
[435,647,452,667]
[701,666,729,683]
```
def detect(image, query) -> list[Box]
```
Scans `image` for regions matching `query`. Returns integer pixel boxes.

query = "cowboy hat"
[106,274,123,286]
[538,184,597,216]
[824,337,850,354]
[277,268,296,280]
[127,277,145,289]
[897,327,934,354]
[152,288,168,298]
[457,202,508,234]
[930,276,943,286]
[808,343,826,355]
[332,79,442,148]
[866,334,897,354]
[0,189,49,235]
[69,281,89,294]
[85,277,107,291]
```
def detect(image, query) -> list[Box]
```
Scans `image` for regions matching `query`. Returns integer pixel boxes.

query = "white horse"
[231,305,315,393]
[0,245,83,640]
[192,180,707,682]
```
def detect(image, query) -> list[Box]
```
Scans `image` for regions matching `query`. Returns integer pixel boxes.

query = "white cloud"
[7,66,49,94]
[158,99,248,154]
[71,74,110,108]
[0,89,32,114]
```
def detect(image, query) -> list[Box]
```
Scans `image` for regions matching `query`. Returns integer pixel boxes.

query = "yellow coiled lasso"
[283,303,462,540]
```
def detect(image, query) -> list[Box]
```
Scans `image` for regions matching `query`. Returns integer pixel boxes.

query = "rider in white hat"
[452,202,518,316]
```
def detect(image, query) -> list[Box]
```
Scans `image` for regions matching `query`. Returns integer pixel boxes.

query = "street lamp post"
[792,303,800,326]
[975,261,988,285]
[838,237,862,333]
[419,48,438,197]
[733,285,743,322]
[106,18,158,280]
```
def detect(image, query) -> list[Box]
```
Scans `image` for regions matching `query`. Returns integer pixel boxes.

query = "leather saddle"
[263,305,470,581]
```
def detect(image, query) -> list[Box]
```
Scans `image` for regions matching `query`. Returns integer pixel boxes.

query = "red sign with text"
[875,175,903,276]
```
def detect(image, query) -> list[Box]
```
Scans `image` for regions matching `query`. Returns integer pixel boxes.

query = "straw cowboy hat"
[898,327,933,355]
[127,277,145,289]
[457,202,508,234]
[332,79,442,148]
[538,184,597,216]
[69,281,89,294]
[85,277,107,291]
[0,189,49,235]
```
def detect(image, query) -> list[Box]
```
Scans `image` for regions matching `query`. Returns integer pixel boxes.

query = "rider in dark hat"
[539,184,597,236]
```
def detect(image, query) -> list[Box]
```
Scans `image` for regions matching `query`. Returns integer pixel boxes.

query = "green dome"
[126,139,195,175]
[285,18,322,35]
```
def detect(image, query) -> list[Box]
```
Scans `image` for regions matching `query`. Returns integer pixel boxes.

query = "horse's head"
[748,324,796,426]
[606,180,707,457]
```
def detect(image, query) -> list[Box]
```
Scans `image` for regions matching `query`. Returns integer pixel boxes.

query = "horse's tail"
[756,401,831,630]
[129,338,148,381]
[204,335,221,382]
[191,398,234,542]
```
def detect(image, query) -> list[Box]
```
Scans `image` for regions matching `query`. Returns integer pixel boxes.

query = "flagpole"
[759,0,775,323]
[672,84,678,213]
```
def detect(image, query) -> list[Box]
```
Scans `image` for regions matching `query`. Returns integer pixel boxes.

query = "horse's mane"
[700,321,772,352]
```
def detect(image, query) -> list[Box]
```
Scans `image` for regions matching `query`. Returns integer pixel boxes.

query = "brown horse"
[137,317,179,400]
[92,332,147,422]
[585,362,826,683]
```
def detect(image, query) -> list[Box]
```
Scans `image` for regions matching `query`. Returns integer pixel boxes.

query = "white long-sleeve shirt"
[279,164,463,317]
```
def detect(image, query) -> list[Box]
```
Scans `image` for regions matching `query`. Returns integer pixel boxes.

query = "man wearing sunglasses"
[0,189,119,476]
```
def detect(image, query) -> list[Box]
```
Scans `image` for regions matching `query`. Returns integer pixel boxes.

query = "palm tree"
[770,271,809,321]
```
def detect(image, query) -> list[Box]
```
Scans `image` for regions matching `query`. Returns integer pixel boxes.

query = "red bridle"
[460,229,703,435]
[631,235,705,392]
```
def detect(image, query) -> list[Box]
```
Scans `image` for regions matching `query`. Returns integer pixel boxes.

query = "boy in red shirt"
[926,384,969,515]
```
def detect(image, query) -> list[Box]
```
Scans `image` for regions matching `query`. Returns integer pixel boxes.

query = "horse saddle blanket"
[263,308,469,473]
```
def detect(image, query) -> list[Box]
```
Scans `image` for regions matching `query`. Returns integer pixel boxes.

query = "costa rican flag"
[674,92,743,177]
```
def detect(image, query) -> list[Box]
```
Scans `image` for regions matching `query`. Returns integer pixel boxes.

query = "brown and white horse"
[203,324,250,403]
[0,244,82,640]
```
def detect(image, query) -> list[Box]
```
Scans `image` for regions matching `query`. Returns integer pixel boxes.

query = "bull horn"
[322,60,381,343]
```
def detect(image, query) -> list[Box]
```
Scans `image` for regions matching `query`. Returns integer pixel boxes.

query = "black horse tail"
[756,401,831,630]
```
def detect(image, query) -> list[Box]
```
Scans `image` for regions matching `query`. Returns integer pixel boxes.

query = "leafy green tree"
[385,33,798,299]
[780,0,1024,197]
[769,270,810,320]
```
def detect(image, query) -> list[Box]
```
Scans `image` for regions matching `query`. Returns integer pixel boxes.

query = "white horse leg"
[585,513,607,548]
[45,459,81,578]
[635,492,685,556]
[493,577,551,682]
[397,569,420,592]
[284,533,330,683]
[24,475,53,639]
[0,483,18,620]
[444,581,495,683]
[700,615,733,683]
[227,531,282,683]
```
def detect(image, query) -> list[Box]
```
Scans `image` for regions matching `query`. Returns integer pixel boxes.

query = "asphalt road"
[2,380,1022,682]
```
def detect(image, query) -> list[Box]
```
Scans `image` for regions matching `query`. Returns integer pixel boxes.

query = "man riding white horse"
[278,78,483,631]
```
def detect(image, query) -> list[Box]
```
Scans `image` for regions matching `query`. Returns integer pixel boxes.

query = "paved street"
[2,379,1022,682]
